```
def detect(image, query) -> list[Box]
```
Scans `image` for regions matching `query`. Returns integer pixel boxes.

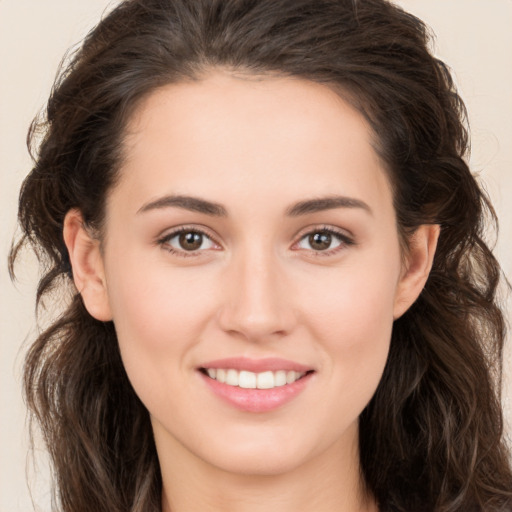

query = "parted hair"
[9,0,512,511]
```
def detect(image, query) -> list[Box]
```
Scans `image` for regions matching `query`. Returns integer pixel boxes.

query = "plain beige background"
[1,1,511,510]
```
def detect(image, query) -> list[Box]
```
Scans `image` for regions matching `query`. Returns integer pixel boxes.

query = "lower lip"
[200,372,313,413]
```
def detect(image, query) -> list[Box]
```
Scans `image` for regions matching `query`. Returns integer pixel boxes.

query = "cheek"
[106,254,211,342]
[103,266,221,428]
[103,254,218,394]
[299,247,401,386]
[305,254,399,337]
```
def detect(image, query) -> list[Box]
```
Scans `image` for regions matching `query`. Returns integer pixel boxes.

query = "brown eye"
[160,228,217,255]
[295,228,350,254]
[179,231,204,251]
[308,231,332,251]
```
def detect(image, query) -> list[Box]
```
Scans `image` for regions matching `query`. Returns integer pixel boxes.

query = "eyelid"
[156,223,355,259]
[156,225,222,257]
[292,224,355,256]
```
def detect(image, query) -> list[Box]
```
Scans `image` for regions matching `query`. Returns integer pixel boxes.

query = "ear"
[63,209,113,321]
[393,224,440,320]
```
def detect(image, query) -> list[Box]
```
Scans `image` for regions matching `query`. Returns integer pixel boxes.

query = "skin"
[64,71,439,512]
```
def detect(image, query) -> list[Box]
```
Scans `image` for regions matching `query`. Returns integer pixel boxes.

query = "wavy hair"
[9,0,512,510]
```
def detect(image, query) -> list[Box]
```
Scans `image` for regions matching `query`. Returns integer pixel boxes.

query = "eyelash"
[294,226,355,257]
[157,225,355,258]
[157,226,217,258]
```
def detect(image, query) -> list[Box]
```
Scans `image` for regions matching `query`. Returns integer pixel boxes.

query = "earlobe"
[393,224,440,320]
[63,209,113,321]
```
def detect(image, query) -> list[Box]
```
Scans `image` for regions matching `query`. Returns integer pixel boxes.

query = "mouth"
[199,367,314,390]
[197,357,315,413]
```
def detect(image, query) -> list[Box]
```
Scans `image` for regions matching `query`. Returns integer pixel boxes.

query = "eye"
[295,228,353,254]
[158,227,219,256]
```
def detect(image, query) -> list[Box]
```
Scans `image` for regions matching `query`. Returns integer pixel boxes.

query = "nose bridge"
[218,242,294,340]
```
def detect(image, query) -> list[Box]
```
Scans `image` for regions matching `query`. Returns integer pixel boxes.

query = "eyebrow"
[137,195,228,216]
[285,196,372,217]
[137,194,372,217]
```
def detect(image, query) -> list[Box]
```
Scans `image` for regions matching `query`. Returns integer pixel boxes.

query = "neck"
[157,424,377,512]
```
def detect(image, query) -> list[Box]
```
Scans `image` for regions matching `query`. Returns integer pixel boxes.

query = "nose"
[216,249,297,342]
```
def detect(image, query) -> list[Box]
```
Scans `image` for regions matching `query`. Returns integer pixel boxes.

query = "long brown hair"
[9,0,512,510]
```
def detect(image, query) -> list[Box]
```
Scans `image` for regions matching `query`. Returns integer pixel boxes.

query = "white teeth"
[286,370,296,384]
[274,370,287,387]
[205,368,307,389]
[226,369,239,386]
[239,371,257,389]
[256,371,274,389]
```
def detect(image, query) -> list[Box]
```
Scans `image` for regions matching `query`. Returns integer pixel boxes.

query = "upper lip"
[199,357,313,373]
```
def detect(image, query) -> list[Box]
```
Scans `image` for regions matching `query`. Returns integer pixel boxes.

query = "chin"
[196,425,347,478]
[205,446,309,477]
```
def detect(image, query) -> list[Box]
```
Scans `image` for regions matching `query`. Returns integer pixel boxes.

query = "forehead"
[114,71,392,218]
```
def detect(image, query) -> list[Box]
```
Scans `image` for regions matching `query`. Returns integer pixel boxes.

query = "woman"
[9,0,512,510]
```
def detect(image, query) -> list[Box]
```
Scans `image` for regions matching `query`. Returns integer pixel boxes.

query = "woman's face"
[73,72,431,478]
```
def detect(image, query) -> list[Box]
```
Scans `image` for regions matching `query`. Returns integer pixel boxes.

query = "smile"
[202,368,307,389]
[198,358,315,413]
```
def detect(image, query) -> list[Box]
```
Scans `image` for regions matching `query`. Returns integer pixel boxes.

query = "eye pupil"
[179,232,203,251]
[309,231,332,250]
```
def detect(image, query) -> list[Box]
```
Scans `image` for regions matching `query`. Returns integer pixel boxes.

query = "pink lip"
[199,357,312,373]
[198,357,315,413]
[200,372,313,413]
